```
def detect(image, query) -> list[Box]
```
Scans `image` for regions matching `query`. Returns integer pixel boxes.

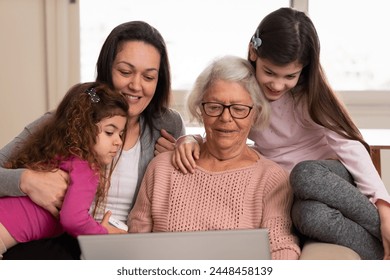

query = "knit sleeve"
[261,166,301,260]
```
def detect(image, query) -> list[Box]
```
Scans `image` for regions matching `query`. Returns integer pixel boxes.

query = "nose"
[114,135,123,147]
[128,74,142,91]
[219,107,232,122]
[270,79,285,91]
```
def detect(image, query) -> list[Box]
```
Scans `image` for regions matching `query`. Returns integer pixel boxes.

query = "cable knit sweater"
[129,151,300,260]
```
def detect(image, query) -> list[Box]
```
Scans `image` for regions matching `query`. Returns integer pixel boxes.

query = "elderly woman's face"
[202,80,254,155]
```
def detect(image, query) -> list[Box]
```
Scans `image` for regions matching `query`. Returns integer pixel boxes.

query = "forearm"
[377,199,390,226]
[0,113,51,197]
[0,168,25,197]
[0,137,28,197]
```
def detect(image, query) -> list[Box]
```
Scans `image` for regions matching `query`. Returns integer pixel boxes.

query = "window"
[309,0,390,91]
[79,0,289,89]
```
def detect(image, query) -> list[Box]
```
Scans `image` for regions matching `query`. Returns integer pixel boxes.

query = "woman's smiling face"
[111,41,160,119]
[202,79,255,158]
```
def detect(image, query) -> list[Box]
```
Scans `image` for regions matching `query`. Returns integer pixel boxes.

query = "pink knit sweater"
[129,151,300,260]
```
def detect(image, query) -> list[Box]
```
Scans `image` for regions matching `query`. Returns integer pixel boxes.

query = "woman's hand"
[172,134,202,174]
[101,211,128,234]
[154,129,176,155]
[377,199,390,259]
[20,169,69,218]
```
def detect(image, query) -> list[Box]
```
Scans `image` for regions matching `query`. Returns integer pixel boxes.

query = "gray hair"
[187,55,269,129]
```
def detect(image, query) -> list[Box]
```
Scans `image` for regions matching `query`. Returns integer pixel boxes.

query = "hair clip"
[85,88,100,103]
[251,35,262,49]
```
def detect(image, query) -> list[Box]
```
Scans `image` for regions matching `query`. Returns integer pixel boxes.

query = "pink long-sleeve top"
[249,91,390,205]
[0,157,107,243]
[129,151,301,260]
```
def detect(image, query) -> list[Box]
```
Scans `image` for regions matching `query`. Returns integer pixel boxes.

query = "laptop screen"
[78,229,271,260]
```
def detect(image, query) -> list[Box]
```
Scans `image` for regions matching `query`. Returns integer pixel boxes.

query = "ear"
[248,45,257,62]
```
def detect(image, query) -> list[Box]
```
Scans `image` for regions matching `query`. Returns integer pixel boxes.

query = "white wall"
[0,0,79,147]
[0,0,47,145]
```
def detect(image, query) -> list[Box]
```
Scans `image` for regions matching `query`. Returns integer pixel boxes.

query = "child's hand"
[377,200,390,259]
[101,211,128,234]
[172,135,202,174]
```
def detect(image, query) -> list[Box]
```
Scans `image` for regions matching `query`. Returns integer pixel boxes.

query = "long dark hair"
[96,20,171,134]
[248,7,370,153]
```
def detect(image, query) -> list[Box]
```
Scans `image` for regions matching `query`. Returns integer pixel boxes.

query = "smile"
[216,129,236,134]
[124,93,141,101]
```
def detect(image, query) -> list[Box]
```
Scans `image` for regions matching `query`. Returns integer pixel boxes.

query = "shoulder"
[23,111,53,134]
[143,151,175,181]
[254,152,289,181]
[148,151,173,168]
[153,108,185,137]
[159,108,184,123]
[60,156,93,173]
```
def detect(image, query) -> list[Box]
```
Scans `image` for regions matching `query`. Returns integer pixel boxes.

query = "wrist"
[376,199,390,220]
[19,169,31,195]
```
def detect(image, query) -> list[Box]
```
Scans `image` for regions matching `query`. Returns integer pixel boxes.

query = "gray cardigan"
[0,109,185,206]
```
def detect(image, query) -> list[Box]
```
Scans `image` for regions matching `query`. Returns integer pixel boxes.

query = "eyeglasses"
[201,102,253,119]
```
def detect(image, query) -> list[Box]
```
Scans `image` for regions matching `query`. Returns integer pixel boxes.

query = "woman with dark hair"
[0,21,185,259]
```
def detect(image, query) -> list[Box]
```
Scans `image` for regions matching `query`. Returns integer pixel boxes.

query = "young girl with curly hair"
[0,82,128,258]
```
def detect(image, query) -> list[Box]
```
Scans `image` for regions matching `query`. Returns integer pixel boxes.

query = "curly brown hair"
[5,82,129,215]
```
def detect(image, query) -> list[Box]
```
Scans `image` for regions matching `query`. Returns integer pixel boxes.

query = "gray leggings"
[290,160,384,260]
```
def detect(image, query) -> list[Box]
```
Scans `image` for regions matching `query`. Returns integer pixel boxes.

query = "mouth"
[265,87,282,95]
[215,129,237,134]
[123,93,141,102]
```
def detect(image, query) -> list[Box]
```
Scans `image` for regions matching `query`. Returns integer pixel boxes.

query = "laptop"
[77,228,271,260]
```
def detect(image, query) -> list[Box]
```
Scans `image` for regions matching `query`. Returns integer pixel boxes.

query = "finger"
[46,205,60,219]
[181,144,197,170]
[384,242,390,260]
[160,129,176,143]
[54,199,63,210]
[177,146,195,174]
[172,151,178,169]
[173,149,189,174]
[154,143,162,155]
[57,169,70,185]
[155,137,176,153]
[102,210,112,224]
[193,144,201,161]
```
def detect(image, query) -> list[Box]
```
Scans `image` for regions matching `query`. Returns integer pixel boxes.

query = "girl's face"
[94,115,127,165]
[249,49,303,101]
[112,41,160,120]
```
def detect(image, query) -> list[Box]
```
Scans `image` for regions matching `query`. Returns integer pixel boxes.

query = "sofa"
[299,240,361,260]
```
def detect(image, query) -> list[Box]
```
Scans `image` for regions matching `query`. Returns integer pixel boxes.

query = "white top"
[92,138,141,223]
[249,91,390,205]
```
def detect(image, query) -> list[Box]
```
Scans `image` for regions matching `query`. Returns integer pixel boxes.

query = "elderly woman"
[128,55,300,260]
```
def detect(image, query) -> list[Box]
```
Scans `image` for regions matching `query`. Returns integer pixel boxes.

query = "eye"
[208,104,222,111]
[286,75,297,80]
[119,70,131,76]
[143,75,156,81]
[105,131,114,136]
[233,107,246,113]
